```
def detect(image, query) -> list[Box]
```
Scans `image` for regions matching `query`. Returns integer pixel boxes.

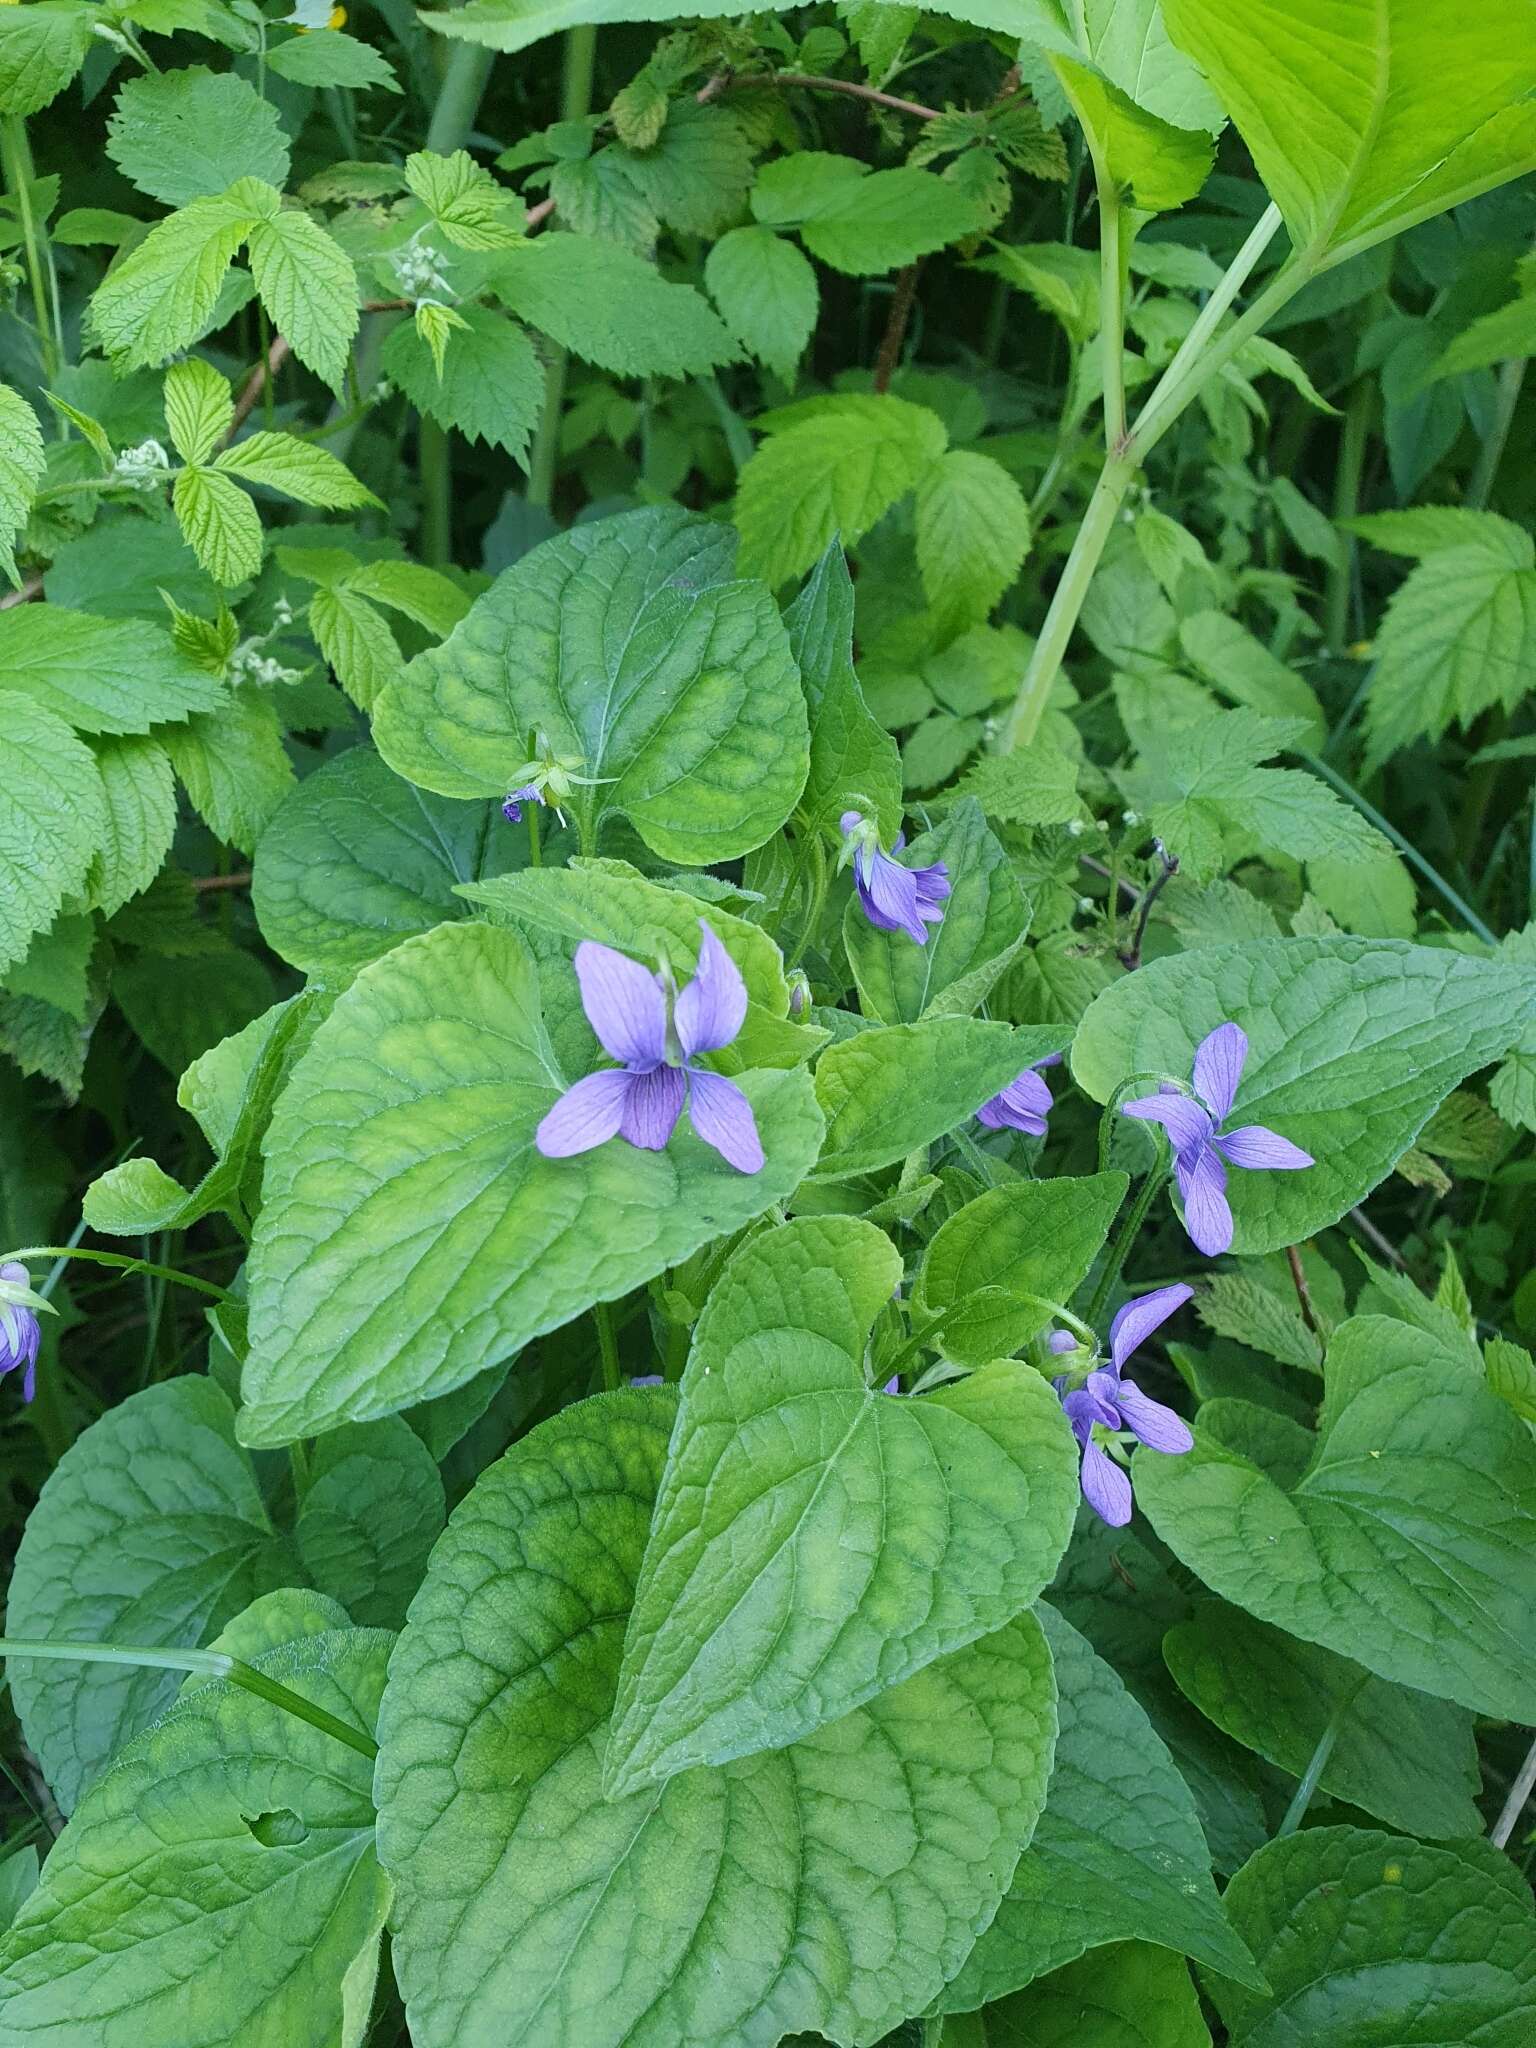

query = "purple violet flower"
[839,810,950,946]
[535,922,764,1174]
[978,1053,1063,1137]
[501,784,543,825]
[0,1263,41,1404]
[1120,1022,1313,1258]
[1055,1283,1195,1526]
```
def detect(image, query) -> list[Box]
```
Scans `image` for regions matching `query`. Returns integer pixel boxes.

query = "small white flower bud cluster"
[392,240,451,301]
[231,644,301,689]
[112,439,171,491]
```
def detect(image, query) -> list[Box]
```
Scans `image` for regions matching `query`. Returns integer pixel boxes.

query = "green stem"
[997,453,1138,750]
[593,1300,621,1392]
[1097,177,1126,451]
[1276,1676,1366,1837]
[424,41,496,154]
[419,417,451,566]
[1297,752,1498,947]
[1085,1156,1169,1330]
[1467,355,1528,511]
[3,1246,228,1300]
[526,799,542,866]
[1000,230,1315,751]
[524,24,598,511]
[0,1638,377,1762]
[1325,374,1373,652]
[1,116,60,381]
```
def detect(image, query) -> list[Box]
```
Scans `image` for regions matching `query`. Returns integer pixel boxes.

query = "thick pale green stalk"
[1467,355,1529,511]
[1001,205,1296,750]
[1,117,60,381]
[527,25,598,511]
[0,1638,378,1761]
[1097,180,1127,451]
[1325,374,1373,651]
[416,37,497,559]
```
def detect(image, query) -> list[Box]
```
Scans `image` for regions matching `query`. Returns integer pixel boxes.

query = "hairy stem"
[1085,1156,1169,1331]
[872,263,921,394]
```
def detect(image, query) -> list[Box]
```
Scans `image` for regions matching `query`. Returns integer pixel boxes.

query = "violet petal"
[1216,1124,1314,1171]
[1115,1377,1195,1454]
[686,1068,764,1173]
[1080,1436,1133,1526]
[1121,1089,1215,1161]
[536,1067,633,1158]
[1177,1141,1234,1257]
[618,1064,688,1150]
[673,922,748,1059]
[1193,1021,1247,1123]
[573,941,667,1068]
[1108,1282,1194,1373]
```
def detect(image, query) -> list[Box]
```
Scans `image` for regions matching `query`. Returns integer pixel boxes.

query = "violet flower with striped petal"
[536,922,764,1174]
[0,1263,41,1405]
[839,810,950,946]
[978,1053,1062,1137]
[1120,1022,1313,1257]
[1054,1283,1194,1526]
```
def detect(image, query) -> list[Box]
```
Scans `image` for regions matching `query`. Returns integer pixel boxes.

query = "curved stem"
[1467,355,1528,512]
[0,1638,377,1762]
[733,71,942,121]
[2,1247,228,1301]
[1085,1155,1169,1330]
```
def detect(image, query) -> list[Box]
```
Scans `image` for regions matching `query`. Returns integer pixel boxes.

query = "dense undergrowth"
[1,0,1536,2041]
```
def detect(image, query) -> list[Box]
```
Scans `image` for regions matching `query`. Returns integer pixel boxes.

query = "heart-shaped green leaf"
[920,1172,1127,1364]
[1163,0,1536,270]
[938,1604,1264,2011]
[1071,937,1536,1254]
[376,1390,1060,2048]
[815,1017,1062,1178]
[1208,1827,1536,2046]
[372,505,810,863]
[239,921,824,1445]
[604,1216,1079,1794]
[844,798,1029,1024]
[252,743,518,978]
[1137,1316,1536,1722]
[0,1628,392,2047]
[5,1377,293,1811]
[1163,1602,1482,1842]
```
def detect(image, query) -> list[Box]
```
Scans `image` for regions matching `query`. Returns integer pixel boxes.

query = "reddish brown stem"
[873,262,922,394]
[1286,1243,1321,1339]
[190,871,253,892]
[735,71,942,120]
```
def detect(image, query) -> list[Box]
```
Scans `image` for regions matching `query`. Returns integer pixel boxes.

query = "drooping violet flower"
[1055,1283,1194,1526]
[501,784,543,825]
[0,1263,42,1404]
[536,922,764,1174]
[1120,1022,1313,1257]
[839,810,950,946]
[978,1053,1063,1137]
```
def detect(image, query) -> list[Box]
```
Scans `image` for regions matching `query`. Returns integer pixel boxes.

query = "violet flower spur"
[978,1053,1062,1137]
[1120,1022,1313,1258]
[1053,1283,1195,1527]
[535,922,764,1174]
[0,1263,41,1404]
[839,810,950,945]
